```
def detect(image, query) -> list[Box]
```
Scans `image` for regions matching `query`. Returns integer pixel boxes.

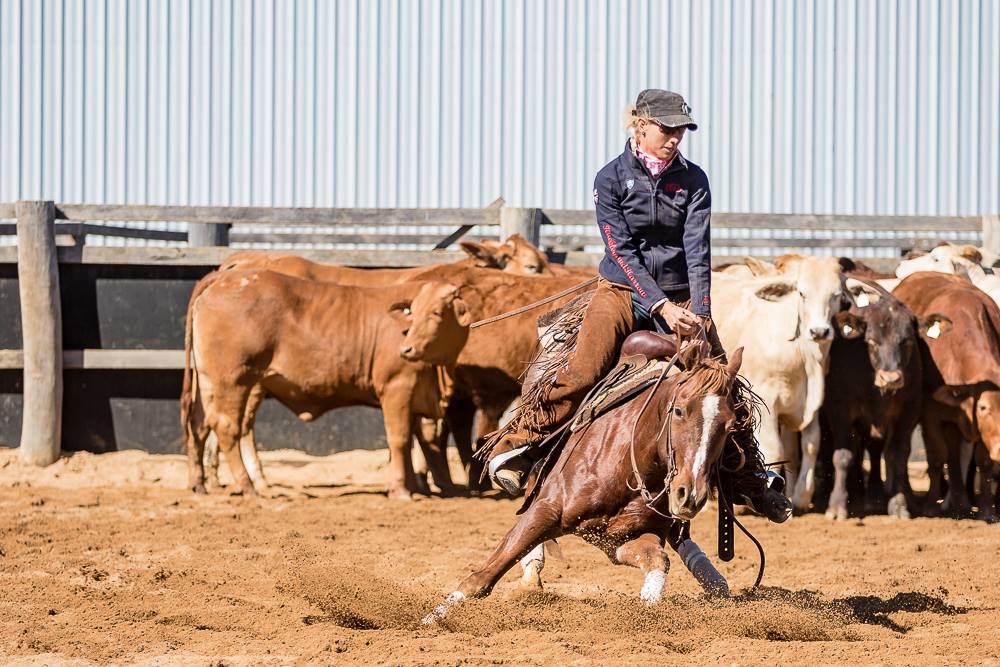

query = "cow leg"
[791,419,821,513]
[974,445,999,523]
[424,500,561,623]
[414,417,456,496]
[184,389,210,494]
[239,385,269,494]
[208,393,257,497]
[470,403,508,492]
[203,432,221,490]
[381,396,418,500]
[884,426,915,519]
[611,533,671,605]
[864,434,887,515]
[921,416,950,516]
[447,399,489,492]
[826,447,853,521]
[825,417,854,521]
[410,437,431,496]
[756,410,785,486]
[942,438,974,517]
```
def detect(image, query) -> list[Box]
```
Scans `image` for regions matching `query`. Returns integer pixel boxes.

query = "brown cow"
[182,270,471,499]
[218,233,553,282]
[894,272,1000,521]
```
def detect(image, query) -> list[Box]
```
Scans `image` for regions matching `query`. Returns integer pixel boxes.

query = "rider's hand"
[653,300,700,336]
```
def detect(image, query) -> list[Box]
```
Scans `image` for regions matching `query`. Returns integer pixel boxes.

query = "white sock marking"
[640,570,666,605]
[421,591,466,625]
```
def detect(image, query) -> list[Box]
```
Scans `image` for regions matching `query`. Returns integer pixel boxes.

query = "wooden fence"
[0,199,996,465]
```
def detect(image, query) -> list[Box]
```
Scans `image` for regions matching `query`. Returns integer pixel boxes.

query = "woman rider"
[485,89,792,524]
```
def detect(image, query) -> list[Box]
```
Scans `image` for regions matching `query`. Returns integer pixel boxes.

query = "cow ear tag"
[926,321,941,339]
[855,292,870,308]
[841,323,854,336]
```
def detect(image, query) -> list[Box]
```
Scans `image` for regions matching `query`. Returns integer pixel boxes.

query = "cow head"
[896,244,983,279]
[459,234,552,275]
[934,383,1000,463]
[841,292,921,394]
[752,256,847,343]
[392,282,473,366]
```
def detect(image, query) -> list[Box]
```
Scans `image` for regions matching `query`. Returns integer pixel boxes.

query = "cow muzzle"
[399,344,418,360]
[809,325,832,341]
[874,369,904,392]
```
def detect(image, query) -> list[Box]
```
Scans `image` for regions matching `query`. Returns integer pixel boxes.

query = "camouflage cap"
[634,89,698,131]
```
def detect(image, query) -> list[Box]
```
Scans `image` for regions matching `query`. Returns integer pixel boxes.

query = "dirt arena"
[0,447,997,665]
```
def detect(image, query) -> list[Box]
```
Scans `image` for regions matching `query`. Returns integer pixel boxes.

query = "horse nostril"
[676,486,688,505]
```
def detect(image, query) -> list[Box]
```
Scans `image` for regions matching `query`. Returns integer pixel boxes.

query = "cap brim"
[655,114,698,131]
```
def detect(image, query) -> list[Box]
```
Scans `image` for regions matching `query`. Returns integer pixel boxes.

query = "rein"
[469,276,598,329]
[626,353,682,518]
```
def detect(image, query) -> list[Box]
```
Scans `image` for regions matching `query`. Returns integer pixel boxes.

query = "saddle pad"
[568,355,681,433]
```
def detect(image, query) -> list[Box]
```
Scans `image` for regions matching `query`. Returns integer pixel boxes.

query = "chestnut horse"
[425,344,748,620]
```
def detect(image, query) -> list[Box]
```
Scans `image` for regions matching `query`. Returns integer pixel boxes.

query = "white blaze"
[692,395,721,497]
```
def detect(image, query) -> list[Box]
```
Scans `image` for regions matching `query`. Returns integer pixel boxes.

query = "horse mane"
[680,356,733,398]
[678,356,764,442]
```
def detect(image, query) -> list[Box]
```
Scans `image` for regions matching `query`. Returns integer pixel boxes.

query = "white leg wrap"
[640,570,666,605]
[421,591,466,625]
[676,539,730,597]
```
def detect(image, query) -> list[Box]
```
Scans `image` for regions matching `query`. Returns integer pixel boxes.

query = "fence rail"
[0,198,997,466]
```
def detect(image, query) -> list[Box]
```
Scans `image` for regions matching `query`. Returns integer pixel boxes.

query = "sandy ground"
[0,446,998,666]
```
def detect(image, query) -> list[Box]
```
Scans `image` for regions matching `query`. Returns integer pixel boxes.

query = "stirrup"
[488,445,531,495]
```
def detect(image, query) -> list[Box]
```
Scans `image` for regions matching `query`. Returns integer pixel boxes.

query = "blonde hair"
[623,104,640,136]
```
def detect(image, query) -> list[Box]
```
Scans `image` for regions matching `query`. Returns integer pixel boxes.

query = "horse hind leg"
[518,543,545,591]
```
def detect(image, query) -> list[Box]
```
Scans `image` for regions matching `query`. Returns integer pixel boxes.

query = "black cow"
[818,281,923,519]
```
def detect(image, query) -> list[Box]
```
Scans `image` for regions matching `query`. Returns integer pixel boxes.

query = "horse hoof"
[421,591,465,625]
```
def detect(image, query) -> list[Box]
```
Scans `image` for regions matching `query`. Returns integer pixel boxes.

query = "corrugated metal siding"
[1,0,998,215]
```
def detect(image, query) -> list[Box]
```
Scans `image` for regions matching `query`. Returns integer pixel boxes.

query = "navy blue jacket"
[594,140,713,317]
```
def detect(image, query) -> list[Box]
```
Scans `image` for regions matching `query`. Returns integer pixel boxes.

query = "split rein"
[468,276,598,329]
[625,346,767,593]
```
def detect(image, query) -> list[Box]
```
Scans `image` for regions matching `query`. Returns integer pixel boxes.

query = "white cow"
[712,256,848,512]
[896,244,1000,306]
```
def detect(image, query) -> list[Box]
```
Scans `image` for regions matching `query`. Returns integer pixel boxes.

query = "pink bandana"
[633,140,674,178]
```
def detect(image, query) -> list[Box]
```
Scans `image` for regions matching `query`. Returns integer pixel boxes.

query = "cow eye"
[673,407,685,418]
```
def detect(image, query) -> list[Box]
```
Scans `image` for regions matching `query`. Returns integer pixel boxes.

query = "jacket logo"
[665,182,683,193]
[625,179,635,190]
[593,188,599,204]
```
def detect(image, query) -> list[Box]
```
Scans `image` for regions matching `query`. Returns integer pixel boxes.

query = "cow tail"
[181,271,220,441]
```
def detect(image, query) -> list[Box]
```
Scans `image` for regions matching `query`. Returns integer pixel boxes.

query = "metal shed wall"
[1,0,998,215]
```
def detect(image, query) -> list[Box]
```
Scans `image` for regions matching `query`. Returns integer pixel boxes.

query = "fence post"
[499,207,541,246]
[188,222,230,246]
[15,200,62,466]
[982,215,1000,257]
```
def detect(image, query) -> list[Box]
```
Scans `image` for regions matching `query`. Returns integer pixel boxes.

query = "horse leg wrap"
[677,539,730,597]
[421,591,466,625]
[519,543,545,590]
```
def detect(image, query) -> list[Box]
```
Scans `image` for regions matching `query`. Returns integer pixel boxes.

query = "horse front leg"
[610,533,671,605]
[422,499,561,623]
[662,521,730,597]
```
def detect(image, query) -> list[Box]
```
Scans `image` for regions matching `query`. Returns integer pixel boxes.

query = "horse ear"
[726,347,744,378]
[677,340,705,370]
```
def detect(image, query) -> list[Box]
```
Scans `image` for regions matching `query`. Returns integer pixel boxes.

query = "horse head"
[658,345,745,520]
